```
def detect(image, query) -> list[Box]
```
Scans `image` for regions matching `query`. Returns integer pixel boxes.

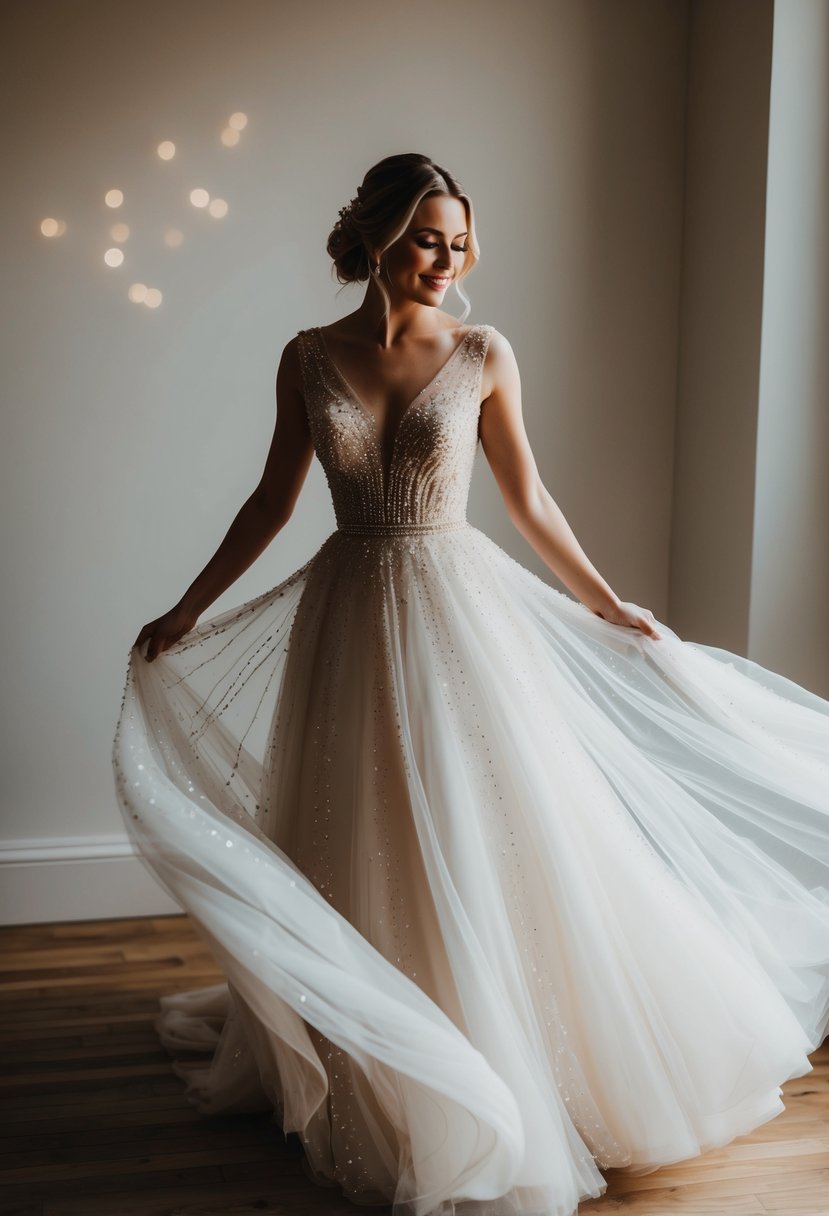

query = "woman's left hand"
[593,600,662,639]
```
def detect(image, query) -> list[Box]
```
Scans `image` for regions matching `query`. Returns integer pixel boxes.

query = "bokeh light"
[39,112,248,307]
[128,283,162,308]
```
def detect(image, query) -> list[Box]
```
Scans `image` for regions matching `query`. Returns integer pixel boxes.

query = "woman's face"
[377,194,469,306]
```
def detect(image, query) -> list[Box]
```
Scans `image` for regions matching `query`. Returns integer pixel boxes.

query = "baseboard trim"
[0,834,182,924]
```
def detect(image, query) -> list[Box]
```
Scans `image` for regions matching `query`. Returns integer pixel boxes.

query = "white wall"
[0,0,704,922]
[668,0,829,695]
[749,0,829,692]
[669,0,773,653]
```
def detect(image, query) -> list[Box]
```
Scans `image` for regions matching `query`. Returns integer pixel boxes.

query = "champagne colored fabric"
[113,323,829,1216]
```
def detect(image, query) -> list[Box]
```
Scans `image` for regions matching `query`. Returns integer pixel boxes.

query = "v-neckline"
[314,324,475,489]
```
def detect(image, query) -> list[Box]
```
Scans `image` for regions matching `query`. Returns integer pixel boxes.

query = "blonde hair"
[326,152,480,323]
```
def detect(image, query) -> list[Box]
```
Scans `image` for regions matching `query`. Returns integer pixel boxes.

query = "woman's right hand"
[134,603,199,662]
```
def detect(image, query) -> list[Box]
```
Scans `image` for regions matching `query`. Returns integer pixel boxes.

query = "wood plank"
[0,913,825,1216]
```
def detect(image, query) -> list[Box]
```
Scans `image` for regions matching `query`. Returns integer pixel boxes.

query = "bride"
[115,152,829,1216]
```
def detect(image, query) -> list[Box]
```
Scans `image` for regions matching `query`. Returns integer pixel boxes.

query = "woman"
[115,152,829,1216]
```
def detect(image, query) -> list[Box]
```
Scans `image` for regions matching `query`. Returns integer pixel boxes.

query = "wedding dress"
[113,322,829,1216]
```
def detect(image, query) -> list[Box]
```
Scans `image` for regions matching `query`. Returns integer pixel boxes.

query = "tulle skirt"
[113,521,829,1216]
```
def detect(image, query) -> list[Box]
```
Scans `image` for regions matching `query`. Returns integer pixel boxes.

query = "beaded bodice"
[296,324,494,533]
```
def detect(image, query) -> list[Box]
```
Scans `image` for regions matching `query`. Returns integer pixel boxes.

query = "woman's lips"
[420,275,452,290]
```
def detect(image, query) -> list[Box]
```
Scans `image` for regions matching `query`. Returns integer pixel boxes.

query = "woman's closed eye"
[417,239,468,253]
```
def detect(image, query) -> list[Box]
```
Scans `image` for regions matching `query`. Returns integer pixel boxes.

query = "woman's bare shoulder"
[274,332,308,398]
[479,327,517,401]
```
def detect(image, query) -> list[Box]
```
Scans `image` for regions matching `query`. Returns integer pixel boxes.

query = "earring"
[373,263,381,276]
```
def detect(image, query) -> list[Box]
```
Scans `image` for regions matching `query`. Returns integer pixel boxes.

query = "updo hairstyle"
[326,152,480,322]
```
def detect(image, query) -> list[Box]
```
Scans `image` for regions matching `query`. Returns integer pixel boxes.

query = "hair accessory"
[337,195,361,226]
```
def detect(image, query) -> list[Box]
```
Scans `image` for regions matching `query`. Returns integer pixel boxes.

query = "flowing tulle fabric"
[114,521,829,1216]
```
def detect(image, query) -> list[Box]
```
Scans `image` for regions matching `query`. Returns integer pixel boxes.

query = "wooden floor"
[0,915,826,1216]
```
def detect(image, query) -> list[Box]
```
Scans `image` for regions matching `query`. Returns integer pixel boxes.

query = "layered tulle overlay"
[113,324,829,1216]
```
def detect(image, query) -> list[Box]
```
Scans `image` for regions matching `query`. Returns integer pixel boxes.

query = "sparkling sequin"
[297,323,489,533]
[111,313,829,1215]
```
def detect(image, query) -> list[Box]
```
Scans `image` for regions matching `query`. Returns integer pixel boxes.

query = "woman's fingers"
[642,609,661,640]
[133,623,152,649]
[134,606,198,661]
[597,599,665,641]
[628,605,661,640]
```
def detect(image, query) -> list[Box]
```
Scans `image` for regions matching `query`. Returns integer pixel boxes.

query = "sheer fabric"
[113,324,829,1216]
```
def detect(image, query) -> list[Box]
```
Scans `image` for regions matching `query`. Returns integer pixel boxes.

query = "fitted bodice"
[296,324,494,533]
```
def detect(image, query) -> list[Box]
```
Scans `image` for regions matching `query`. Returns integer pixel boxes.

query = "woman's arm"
[478,331,660,639]
[135,338,315,659]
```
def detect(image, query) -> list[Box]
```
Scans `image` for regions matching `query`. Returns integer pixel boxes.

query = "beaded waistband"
[337,519,469,536]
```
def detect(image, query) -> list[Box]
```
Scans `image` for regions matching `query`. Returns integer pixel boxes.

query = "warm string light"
[38,111,248,307]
